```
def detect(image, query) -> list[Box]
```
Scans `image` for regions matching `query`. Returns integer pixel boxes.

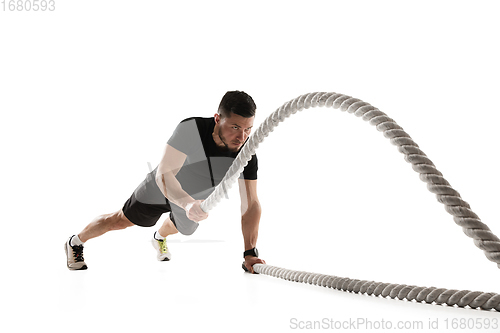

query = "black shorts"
[121,169,200,235]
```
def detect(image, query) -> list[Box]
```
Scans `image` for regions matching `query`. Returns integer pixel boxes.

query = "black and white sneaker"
[64,236,88,270]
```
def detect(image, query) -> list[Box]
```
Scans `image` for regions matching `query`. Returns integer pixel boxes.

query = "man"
[64,91,266,273]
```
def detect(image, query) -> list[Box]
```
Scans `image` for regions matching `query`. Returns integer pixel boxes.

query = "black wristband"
[243,247,259,258]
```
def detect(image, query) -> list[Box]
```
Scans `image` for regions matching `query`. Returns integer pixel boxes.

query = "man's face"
[214,113,254,152]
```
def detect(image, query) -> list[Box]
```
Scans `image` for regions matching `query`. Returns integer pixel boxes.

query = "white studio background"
[1,1,500,332]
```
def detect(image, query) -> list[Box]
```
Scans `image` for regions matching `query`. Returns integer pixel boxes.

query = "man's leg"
[78,209,134,243]
[157,216,179,238]
[65,210,134,270]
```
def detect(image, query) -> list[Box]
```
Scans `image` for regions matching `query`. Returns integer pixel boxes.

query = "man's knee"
[107,211,134,231]
[176,221,198,236]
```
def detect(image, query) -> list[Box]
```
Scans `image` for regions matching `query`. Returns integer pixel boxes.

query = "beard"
[218,133,243,153]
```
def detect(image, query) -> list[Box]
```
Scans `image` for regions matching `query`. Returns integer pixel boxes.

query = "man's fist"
[243,256,266,274]
[184,200,208,222]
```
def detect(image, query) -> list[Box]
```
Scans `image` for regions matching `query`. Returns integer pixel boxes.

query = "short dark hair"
[218,91,256,119]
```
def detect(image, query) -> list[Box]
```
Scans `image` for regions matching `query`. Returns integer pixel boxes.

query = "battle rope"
[200,92,500,310]
[251,264,500,311]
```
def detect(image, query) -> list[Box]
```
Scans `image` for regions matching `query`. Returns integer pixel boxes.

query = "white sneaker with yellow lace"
[151,233,171,261]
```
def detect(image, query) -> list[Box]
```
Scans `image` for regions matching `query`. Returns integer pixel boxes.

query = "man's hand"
[244,256,266,274]
[184,200,208,222]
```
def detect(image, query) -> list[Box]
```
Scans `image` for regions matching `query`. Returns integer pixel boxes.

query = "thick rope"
[252,264,500,311]
[200,92,500,310]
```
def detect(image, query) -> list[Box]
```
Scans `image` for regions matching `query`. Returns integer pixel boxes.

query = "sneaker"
[64,236,88,270]
[151,236,172,261]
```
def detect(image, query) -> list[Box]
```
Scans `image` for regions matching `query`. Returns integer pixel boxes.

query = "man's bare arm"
[239,178,265,273]
[155,144,207,222]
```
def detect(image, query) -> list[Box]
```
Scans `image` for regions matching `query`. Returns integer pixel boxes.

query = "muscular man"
[64,91,265,273]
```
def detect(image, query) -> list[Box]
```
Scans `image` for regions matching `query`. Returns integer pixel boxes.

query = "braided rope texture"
[253,264,500,311]
[201,92,500,310]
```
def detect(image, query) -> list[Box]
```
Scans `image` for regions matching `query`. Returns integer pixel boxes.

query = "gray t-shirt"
[134,117,258,205]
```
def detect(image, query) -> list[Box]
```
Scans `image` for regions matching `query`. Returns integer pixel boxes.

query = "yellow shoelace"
[158,239,169,253]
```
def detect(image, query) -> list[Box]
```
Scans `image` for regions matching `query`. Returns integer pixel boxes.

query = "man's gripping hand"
[184,200,208,222]
[244,256,266,274]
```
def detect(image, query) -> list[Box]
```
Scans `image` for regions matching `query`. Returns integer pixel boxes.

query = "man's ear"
[214,113,220,124]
